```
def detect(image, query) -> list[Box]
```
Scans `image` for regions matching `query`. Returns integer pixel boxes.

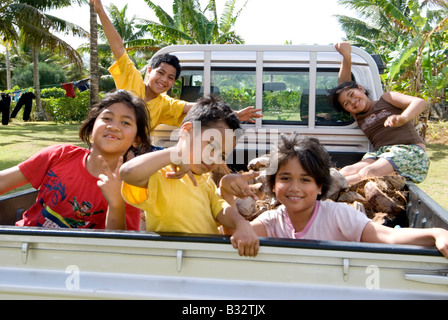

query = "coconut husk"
[247,154,270,171]
[210,162,232,186]
[338,191,366,204]
[332,175,408,225]
[325,168,349,201]
[236,196,280,221]
[364,181,404,215]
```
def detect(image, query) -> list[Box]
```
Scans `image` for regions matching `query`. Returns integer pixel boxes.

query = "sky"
[47,0,355,49]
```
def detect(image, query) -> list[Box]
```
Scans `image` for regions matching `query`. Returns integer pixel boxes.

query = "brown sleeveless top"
[354,96,425,150]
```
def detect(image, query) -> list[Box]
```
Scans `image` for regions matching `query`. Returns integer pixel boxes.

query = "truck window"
[212,67,256,112]
[169,49,355,126]
[172,67,257,112]
[262,67,308,124]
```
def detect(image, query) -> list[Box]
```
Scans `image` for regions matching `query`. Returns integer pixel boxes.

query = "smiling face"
[146,62,177,97]
[337,87,372,115]
[273,157,322,217]
[90,102,139,157]
[184,121,236,175]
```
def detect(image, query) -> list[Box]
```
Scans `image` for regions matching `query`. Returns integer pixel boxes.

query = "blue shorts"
[363,144,430,183]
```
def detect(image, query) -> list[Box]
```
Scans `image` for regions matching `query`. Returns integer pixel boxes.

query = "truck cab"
[151,44,384,169]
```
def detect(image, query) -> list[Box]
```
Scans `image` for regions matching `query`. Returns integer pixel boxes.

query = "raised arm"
[119,147,175,188]
[119,123,194,187]
[335,42,352,85]
[90,0,126,60]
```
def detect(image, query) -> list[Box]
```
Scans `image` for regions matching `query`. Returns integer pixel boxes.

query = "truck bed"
[0,185,447,300]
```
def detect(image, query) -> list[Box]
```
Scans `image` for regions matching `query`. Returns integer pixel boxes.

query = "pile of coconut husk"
[212,158,409,226]
[327,169,408,225]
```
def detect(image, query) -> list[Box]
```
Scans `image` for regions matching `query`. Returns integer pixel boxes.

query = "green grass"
[1,120,447,210]
[0,121,86,195]
[418,144,448,210]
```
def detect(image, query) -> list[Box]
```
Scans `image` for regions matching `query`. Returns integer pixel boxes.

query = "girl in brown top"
[330,43,429,185]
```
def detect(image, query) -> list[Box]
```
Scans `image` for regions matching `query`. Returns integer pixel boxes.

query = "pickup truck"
[0,45,447,300]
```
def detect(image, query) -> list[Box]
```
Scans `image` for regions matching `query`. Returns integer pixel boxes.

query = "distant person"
[248,133,448,258]
[0,90,151,230]
[329,42,429,185]
[119,95,259,257]
[91,0,262,131]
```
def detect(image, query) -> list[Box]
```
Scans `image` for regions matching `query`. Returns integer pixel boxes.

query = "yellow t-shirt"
[122,166,229,234]
[108,53,187,130]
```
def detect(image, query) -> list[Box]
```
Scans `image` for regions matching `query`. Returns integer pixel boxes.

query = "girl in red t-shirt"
[0,90,151,230]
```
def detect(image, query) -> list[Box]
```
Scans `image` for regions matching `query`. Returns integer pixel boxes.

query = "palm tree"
[335,0,448,94]
[127,0,247,52]
[1,0,89,120]
[90,1,99,105]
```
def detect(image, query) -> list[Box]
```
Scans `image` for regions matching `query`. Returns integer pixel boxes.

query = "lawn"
[1,120,447,210]
[418,120,448,210]
[0,121,86,195]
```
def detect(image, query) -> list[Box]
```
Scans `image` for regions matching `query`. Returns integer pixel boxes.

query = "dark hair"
[266,133,333,200]
[79,90,151,159]
[183,94,242,134]
[151,53,182,80]
[328,81,370,113]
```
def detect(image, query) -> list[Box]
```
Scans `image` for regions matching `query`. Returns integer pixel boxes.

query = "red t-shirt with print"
[17,144,140,230]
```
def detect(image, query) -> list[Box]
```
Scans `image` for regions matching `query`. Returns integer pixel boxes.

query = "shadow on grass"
[427,143,448,162]
[0,122,82,148]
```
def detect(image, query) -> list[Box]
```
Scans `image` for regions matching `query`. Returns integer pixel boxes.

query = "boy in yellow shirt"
[91,0,262,130]
[119,95,259,257]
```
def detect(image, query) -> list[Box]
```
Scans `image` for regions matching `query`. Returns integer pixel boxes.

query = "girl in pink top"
[245,133,448,258]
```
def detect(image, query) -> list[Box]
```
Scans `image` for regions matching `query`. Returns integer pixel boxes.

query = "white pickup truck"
[0,45,447,300]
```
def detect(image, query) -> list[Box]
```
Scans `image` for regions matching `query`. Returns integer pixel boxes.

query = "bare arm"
[0,166,29,195]
[382,92,427,127]
[216,206,260,257]
[90,0,125,60]
[361,222,448,258]
[250,220,268,237]
[335,42,352,85]
[119,147,176,188]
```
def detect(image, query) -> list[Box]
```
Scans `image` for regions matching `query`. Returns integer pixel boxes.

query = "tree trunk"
[33,47,47,121]
[90,2,100,106]
[5,43,11,90]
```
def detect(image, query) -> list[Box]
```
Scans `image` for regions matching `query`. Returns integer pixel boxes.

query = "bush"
[41,87,66,99]
[43,91,91,123]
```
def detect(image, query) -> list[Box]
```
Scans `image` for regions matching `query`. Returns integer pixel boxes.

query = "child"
[0,90,151,230]
[330,42,429,185]
[249,133,448,258]
[91,0,262,130]
[119,95,259,257]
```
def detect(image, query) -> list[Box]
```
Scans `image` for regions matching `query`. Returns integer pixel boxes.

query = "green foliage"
[336,0,448,116]
[40,87,66,99]
[219,87,255,111]
[133,0,247,49]
[43,91,91,123]
[12,62,67,88]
